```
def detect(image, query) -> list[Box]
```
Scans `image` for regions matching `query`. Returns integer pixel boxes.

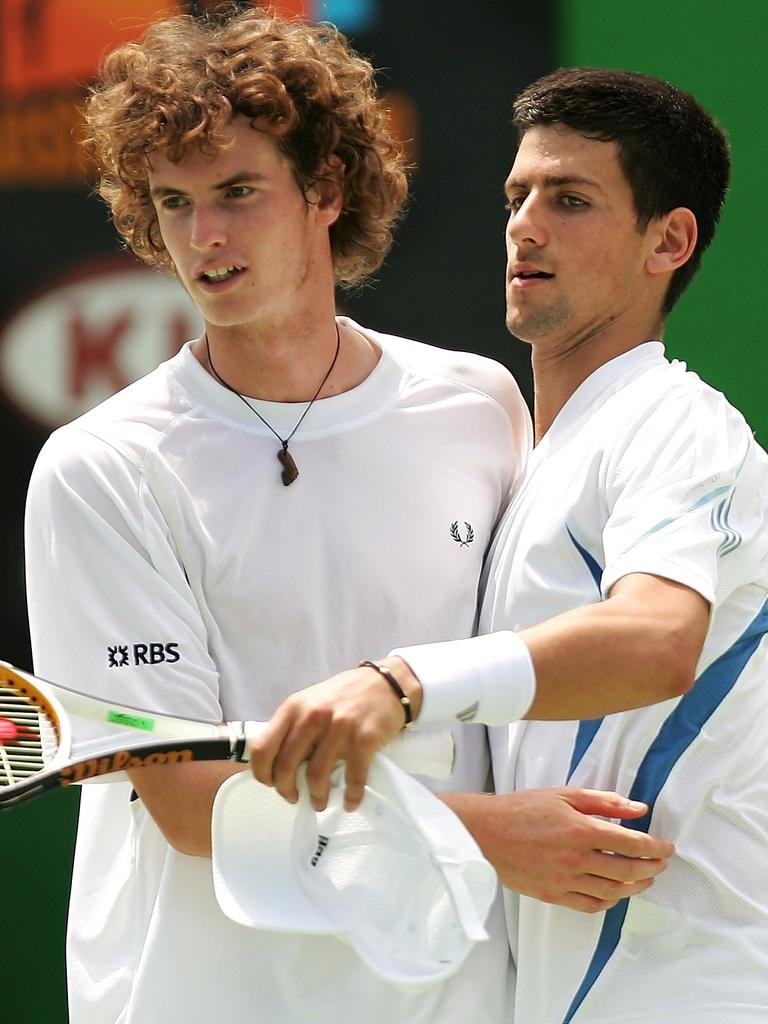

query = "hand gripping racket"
[0,661,454,810]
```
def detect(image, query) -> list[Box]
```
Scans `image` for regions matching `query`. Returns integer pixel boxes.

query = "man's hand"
[249,658,422,811]
[442,788,674,912]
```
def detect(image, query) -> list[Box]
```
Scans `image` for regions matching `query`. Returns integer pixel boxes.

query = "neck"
[529,315,663,442]
[194,312,379,403]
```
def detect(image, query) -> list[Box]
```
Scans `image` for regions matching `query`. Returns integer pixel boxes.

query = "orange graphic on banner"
[267,1,312,18]
[0,0,183,95]
[0,92,85,184]
[384,91,419,170]
[0,2,340,185]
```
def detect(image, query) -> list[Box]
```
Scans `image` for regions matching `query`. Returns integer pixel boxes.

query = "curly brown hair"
[83,9,408,288]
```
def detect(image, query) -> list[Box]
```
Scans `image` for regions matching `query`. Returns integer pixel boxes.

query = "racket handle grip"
[238,723,455,780]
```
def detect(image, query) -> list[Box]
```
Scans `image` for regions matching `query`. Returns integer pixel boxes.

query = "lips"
[511,263,554,281]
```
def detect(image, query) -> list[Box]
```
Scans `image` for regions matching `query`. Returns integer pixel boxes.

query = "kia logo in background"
[0,257,203,429]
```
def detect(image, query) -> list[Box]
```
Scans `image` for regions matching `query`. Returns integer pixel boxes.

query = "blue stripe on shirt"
[566,527,605,780]
[562,596,768,1023]
[566,526,603,591]
[620,485,730,555]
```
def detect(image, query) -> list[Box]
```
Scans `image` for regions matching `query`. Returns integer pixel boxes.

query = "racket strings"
[0,684,60,785]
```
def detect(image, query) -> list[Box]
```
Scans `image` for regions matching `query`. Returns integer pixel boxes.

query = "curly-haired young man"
[24,17,670,1024]
[257,68,768,1023]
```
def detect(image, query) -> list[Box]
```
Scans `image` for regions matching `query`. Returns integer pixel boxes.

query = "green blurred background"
[562,0,767,445]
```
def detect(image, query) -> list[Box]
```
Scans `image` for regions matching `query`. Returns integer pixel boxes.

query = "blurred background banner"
[1,2,765,1019]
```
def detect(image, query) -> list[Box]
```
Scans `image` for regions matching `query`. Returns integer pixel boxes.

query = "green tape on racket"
[107,710,157,731]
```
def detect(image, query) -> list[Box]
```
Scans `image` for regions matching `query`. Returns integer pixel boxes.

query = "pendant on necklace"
[278,444,299,486]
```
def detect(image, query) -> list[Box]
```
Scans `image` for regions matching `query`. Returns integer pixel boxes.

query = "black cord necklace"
[205,323,341,486]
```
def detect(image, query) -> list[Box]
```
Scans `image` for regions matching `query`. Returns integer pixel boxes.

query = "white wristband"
[391,631,536,726]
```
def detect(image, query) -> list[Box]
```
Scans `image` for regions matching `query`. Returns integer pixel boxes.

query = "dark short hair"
[84,10,407,288]
[512,67,730,313]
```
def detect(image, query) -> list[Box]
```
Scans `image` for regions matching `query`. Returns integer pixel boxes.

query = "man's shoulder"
[78,351,183,425]
[352,319,530,427]
[34,352,188,483]
[616,355,753,438]
[375,326,518,395]
[68,348,190,437]
[596,354,766,496]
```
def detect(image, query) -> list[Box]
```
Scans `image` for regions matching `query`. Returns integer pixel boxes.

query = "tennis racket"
[0,661,454,810]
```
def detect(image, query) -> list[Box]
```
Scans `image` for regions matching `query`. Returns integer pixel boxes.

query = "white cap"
[211,754,497,991]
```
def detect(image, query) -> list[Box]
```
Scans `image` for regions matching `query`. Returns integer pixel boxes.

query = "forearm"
[520,580,707,718]
[394,573,710,725]
[128,761,246,857]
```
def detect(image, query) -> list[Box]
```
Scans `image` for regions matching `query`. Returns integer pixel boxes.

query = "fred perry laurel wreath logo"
[108,642,180,668]
[450,520,475,547]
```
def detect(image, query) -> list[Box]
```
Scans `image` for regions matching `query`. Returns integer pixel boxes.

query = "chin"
[505,312,531,342]
[508,298,572,344]
[201,304,265,329]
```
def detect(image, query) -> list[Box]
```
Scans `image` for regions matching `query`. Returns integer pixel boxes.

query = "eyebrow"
[505,174,605,194]
[150,171,268,198]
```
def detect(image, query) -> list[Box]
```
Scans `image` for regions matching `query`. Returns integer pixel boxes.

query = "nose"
[506,192,548,249]
[190,204,226,252]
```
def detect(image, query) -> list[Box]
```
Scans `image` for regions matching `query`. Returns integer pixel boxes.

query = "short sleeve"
[24,426,221,732]
[600,385,768,605]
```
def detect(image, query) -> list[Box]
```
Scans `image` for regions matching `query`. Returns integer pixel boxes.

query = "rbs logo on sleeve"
[107,642,180,668]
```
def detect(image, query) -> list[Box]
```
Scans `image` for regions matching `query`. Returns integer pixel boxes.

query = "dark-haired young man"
[256,68,768,1022]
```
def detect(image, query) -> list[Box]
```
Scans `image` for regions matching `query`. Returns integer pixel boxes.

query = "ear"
[646,207,697,276]
[308,155,344,227]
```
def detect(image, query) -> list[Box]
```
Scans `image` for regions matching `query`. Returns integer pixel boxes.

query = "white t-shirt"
[478,343,768,1023]
[24,318,531,1024]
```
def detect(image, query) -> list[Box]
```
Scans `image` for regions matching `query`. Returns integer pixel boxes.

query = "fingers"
[522,848,669,906]
[302,739,340,811]
[566,872,656,907]
[563,789,676,859]
[305,723,380,811]
[249,701,379,812]
[587,817,675,860]
[556,892,620,914]
[538,860,666,913]
[539,822,672,912]
[565,787,649,819]
[337,751,370,813]
[554,877,655,914]
[532,873,658,914]
[249,702,315,805]
[249,667,409,811]
[582,848,669,883]
[248,713,292,791]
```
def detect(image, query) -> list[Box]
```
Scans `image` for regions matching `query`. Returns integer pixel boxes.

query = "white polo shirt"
[404,342,768,1023]
[25,319,531,1024]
